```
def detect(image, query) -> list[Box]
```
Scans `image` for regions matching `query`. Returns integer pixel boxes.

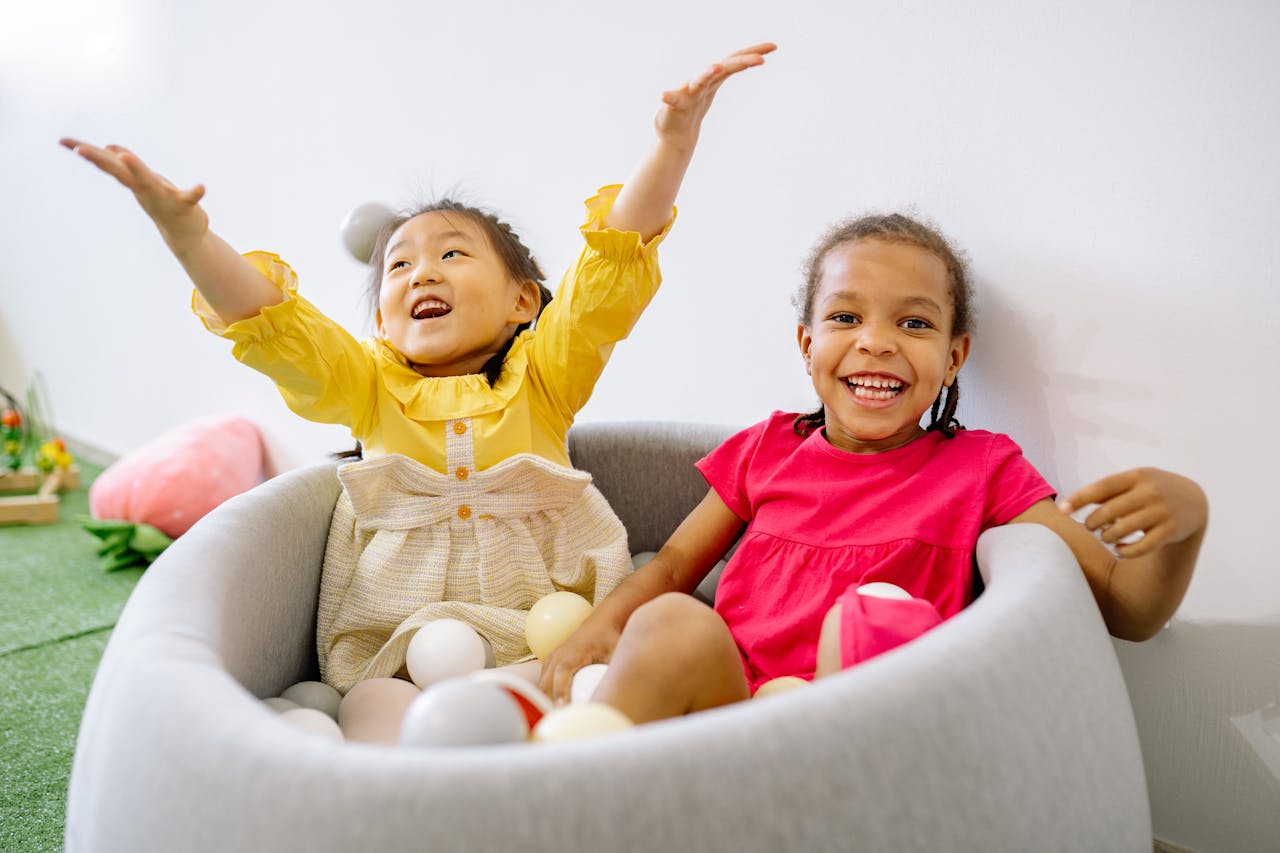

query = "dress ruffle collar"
[373,331,532,421]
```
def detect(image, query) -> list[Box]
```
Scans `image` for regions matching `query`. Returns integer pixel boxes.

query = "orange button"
[455,466,469,480]
[457,505,471,520]
[452,422,467,435]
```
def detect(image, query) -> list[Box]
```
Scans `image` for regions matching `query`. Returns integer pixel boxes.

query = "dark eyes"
[826,313,933,330]
[387,250,463,272]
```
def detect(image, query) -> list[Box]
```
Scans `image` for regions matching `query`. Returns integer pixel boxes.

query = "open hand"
[655,42,776,149]
[60,138,209,255]
[1059,467,1208,559]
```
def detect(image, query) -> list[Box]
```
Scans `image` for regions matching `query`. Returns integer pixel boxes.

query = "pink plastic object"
[89,415,265,537]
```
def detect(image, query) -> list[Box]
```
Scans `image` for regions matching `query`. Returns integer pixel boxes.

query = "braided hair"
[791,213,974,440]
[363,200,554,386]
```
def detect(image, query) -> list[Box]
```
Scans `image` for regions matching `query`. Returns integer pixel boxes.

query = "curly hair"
[791,213,974,439]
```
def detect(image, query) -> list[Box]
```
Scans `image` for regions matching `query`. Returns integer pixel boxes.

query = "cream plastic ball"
[753,676,810,699]
[399,679,529,748]
[532,702,633,743]
[340,201,397,264]
[262,697,300,714]
[406,619,490,689]
[279,680,342,720]
[280,707,344,741]
[338,677,423,745]
[855,582,913,600]
[525,591,593,660]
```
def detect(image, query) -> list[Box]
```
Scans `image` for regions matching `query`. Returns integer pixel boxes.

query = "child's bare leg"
[498,659,542,685]
[591,592,749,723]
[815,602,842,678]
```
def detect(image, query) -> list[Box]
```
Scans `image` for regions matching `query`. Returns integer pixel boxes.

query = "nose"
[855,320,897,356]
[411,260,441,288]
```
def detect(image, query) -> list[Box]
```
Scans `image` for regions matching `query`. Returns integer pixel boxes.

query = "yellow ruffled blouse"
[194,186,673,473]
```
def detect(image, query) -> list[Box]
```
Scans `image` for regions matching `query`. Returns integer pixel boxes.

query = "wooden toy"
[0,385,79,525]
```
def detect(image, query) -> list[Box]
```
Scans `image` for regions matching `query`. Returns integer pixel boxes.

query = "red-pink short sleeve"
[695,417,779,522]
[983,434,1056,528]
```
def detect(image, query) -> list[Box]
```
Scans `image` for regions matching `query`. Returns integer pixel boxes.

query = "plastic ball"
[338,677,423,745]
[525,591,594,660]
[470,669,553,731]
[569,663,609,705]
[855,582,913,600]
[262,697,301,713]
[753,676,810,699]
[280,680,343,721]
[531,702,633,743]
[280,707,344,741]
[406,619,490,689]
[340,201,398,264]
[398,678,529,748]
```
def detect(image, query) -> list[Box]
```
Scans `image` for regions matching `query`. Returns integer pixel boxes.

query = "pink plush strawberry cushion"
[90,415,266,538]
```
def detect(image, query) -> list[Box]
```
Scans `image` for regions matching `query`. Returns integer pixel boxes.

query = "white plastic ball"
[280,680,342,720]
[525,591,594,660]
[262,697,300,713]
[398,679,529,748]
[532,702,633,743]
[406,619,490,689]
[855,582,913,600]
[340,201,398,264]
[569,663,609,705]
[280,707,344,741]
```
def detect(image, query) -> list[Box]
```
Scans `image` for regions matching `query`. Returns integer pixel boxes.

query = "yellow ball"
[525,591,593,660]
[531,702,633,743]
[753,676,810,699]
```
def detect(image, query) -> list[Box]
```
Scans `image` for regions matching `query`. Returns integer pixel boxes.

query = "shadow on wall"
[1114,619,1280,852]
[962,275,1160,489]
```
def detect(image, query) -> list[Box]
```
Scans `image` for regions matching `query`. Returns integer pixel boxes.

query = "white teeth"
[845,376,904,400]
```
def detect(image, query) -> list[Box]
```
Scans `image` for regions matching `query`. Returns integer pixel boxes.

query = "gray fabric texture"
[65,422,1151,852]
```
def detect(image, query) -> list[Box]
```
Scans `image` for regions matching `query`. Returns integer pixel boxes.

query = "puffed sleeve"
[982,434,1057,528]
[527,185,675,417]
[192,252,378,434]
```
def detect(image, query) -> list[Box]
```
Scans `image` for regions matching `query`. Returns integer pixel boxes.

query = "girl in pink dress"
[541,214,1209,722]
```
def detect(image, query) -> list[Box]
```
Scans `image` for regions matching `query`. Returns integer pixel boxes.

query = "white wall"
[2,1,1278,845]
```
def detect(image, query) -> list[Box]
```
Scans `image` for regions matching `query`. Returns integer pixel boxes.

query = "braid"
[792,407,826,437]
[926,379,965,437]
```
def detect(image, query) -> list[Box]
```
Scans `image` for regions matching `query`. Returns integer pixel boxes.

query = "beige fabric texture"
[317,417,631,693]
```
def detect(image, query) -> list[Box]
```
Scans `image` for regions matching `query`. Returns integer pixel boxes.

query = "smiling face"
[798,239,971,454]
[376,211,538,377]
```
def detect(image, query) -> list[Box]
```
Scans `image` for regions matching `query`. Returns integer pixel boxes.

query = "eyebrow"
[386,229,474,259]
[821,290,945,314]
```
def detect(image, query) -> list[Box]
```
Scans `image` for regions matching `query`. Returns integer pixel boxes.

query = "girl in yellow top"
[62,43,777,699]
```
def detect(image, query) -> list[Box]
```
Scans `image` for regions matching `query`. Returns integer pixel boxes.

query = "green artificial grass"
[0,462,143,852]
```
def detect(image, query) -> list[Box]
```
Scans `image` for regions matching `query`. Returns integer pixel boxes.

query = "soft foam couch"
[66,421,1152,851]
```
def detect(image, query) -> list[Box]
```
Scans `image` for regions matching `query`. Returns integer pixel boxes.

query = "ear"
[944,333,971,387]
[375,308,387,338]
[509,279,540,325]
[797,325,814,376]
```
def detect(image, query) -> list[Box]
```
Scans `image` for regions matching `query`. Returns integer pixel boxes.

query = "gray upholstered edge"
[66,424,1150,852]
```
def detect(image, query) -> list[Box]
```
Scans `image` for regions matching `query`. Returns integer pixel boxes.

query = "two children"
[65,41,1207,733]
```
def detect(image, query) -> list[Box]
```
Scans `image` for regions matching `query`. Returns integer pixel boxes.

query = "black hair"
[791,213,974,439]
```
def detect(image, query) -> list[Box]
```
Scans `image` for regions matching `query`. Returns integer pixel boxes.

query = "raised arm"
[604,42,776,241]
[538,488,745,703]
[60,139,282,325]
[1011,467,1208,641]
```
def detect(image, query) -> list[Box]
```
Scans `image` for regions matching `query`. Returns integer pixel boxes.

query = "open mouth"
[411,298,452,320]
[844,374,906,401]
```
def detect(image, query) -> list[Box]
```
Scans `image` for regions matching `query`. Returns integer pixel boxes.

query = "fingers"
[1058,470,1139,515]
[60,138,138,187]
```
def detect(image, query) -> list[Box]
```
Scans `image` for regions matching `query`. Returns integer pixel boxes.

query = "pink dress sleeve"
[982,434,1056,528]
[694,417,778,522]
